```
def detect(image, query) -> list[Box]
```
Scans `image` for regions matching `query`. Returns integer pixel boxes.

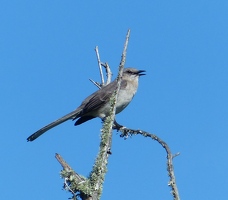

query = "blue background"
[1,1,227,199]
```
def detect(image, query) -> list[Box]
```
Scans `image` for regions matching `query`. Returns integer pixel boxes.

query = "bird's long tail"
[27,109,81,142]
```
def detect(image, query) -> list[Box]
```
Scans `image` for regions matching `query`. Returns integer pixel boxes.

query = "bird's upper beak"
[137,70,146,76]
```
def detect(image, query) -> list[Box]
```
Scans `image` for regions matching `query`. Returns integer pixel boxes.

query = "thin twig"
[89,79,101,89]
[95,46,104,86]
[101,62,112,84]
[64,178,77,199]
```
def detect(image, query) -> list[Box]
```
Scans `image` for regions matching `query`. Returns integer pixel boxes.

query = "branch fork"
[55,29,180,200]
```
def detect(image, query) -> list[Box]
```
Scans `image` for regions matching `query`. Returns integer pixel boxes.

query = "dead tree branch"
[55,29,180,200]
[90,47,112,88]
[95,46,104,86]
[55,29,131,200]
[117,127,180,200]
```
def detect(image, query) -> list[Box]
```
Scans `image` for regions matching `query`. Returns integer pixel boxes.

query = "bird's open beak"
[137,70,146,76]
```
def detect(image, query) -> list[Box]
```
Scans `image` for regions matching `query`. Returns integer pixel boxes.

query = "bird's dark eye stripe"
[127,70,134,74]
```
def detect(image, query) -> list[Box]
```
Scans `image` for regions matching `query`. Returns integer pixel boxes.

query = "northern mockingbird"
[27,68,145,141]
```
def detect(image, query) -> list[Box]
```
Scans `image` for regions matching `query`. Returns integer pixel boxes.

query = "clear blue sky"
[1,1,227,199]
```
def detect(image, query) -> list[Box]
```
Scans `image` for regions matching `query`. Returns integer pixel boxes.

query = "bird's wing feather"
[80,81,117,114]
[83,79,128,113]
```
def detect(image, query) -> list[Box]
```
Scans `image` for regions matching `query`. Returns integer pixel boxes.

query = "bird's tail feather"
[27,109,81,142]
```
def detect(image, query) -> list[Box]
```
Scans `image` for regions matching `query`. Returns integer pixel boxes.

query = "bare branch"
[88,29,131,199]
[55,30,131,200]
[92,48,112,87]
[117,128,180,200]
[55,153,85,182]
[118,29,130,76]
[55,153,89,200]
[95,46,105,86]
[101,62,112,84]
[88,62,112,88]
[89,79,101,89]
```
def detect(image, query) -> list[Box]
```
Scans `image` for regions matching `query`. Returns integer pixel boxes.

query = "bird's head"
[123,68,146,81]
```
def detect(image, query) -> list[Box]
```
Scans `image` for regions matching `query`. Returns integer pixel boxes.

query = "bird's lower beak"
[138,70,146,76]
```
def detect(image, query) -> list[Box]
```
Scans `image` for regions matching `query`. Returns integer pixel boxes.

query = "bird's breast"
[115,83,137,114]
[95,78,139,118]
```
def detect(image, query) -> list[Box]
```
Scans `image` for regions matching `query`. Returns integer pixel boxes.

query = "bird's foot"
[112,120,124,130]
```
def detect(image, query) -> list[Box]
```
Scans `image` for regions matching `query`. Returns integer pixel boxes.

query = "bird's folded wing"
[81,81,117,114]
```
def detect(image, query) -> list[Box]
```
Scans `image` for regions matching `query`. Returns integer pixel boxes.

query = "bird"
[27,68,145,141]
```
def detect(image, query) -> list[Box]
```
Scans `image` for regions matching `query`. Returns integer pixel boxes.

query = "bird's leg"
[101,117,123,130]
[112,119,124,130]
